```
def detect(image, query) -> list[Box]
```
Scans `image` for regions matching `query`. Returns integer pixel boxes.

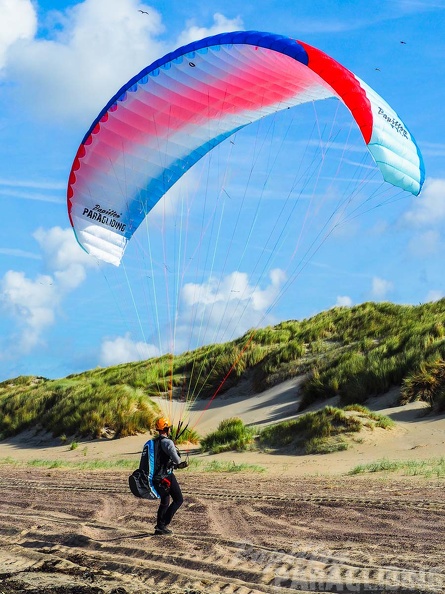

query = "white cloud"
[4,0,167,122]
[369,219,389,236]
[1,270,58,352]
[252,268,287,311]
[0,188,64,203]
[404,178,445,227]
[182,268,285,310]
[0,0,36,69]
[100,333,159,366]
[371,276,393,299]
[391,0,445,14]
[33,226,97,290]
[0,226,96,353]
[178,268,286,347]
[0,177,66,190]
[335,295,353,307]
[175,13,243,47]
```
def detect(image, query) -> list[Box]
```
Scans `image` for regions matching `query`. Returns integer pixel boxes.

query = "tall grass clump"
[185,344,250,399]
[259,406,362,454]
[401,358,445,412]
[0,381,49,438]
[200,418,256,454]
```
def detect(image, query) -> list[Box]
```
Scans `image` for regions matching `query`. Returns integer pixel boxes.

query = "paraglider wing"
[67,31,424,266]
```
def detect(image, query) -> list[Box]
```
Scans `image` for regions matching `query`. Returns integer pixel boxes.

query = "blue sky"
[0,0,444,382]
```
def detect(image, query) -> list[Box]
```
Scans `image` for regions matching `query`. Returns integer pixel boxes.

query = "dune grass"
[258,406,358,454]
[198,460,265,473]
[0,455,264,473]
[198,406,394,455]
[0,377,161,439]
[200,417,256,454]
[258,405,393,455]
[169,425,200,445]
[295,301,445,411]
[349,457,445,478]
[401,358,445,412]
[343,404,395,429]
[0,456,136,470]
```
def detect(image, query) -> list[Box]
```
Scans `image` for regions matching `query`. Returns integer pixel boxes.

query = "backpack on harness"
[128,437,171,499]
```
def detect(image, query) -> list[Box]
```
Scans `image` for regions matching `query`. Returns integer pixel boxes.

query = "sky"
[0,0,444,382]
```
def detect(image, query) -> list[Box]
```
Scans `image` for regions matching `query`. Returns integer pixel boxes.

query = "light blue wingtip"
[416,146,426,197]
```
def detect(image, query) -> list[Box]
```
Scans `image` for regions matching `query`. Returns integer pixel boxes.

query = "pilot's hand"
[177,461,188,469]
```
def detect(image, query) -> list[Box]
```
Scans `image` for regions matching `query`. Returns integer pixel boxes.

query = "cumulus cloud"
[182,269,285,310]
[178,268,286,347]
[0,0,36,69]
[371,276,393,300]
[404,178,445,227]
[1,270,58,352]
[4,0,166,122]
[100,333,159,366]
[33,226,96,290]
[0,226,96,353]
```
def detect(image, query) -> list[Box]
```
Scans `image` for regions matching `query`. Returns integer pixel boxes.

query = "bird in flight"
[139,10,149,14]
[400,41,407,44]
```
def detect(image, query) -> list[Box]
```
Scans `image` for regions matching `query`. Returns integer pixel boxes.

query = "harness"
[129,435,175,499]
[140,436,172,497]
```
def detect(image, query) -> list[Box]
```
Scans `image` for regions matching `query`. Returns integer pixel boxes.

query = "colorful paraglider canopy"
[67,30,425,266]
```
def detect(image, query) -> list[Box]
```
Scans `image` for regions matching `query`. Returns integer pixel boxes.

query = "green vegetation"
[293,301,445,410]
[0,376,160,440]
[258,405,393,454]
[1,300,445,440]
[200,417,256,454]
[0,456,136,470]
[343,404,395,429]
[401,358,445,412]
[349,457,445,478]
[201,460,265,473]
[0,456,265,473]
[170,426,201,445]
[199,406,394,455]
